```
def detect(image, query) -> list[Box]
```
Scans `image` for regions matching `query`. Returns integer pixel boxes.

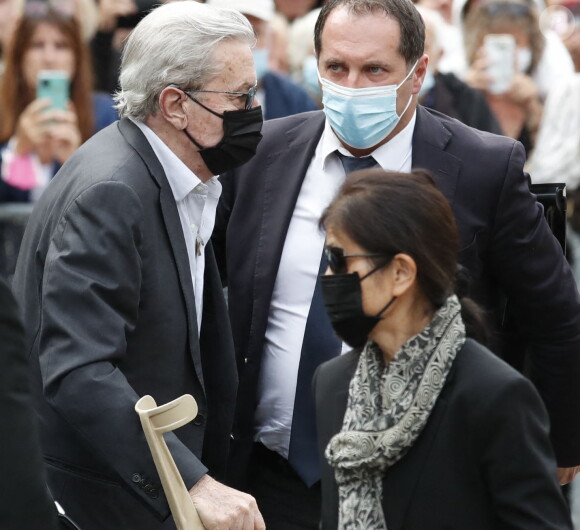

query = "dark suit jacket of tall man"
[0,276,59,530]
[12,118,237,530]
[314,339,573,530]
[213,107,580,483]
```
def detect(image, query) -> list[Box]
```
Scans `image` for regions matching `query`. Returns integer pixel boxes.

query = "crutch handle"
[136,395,205,530]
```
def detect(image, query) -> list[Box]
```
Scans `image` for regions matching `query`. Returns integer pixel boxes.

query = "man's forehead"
[320,6,403,57]
[321,6,401,42]
[205,41,257,91]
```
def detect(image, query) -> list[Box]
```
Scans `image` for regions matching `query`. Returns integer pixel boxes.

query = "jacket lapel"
[247,112,326,353]
[118,119,204,389]
[383,367,455,530]
[412,106,462,206]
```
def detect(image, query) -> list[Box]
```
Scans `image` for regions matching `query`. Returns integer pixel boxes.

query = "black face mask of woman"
[181,93,263,175]
[320,265,396,349]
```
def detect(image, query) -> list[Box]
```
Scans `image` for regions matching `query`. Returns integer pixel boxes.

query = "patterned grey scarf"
[325,295,466,530]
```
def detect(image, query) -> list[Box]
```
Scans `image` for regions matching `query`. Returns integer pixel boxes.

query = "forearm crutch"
[135,394,205,530]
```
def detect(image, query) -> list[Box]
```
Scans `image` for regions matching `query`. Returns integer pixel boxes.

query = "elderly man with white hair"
[12,2,265,530]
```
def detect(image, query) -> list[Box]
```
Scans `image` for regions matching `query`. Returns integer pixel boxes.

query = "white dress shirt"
[255,112,417,457]
[133,120,222,331]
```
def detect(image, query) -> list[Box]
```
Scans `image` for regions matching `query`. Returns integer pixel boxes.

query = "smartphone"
[36,70,70,111]
[483,34,516,94]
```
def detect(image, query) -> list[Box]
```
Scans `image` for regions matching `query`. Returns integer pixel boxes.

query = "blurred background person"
[90,0,138,94]
[0,4,117,203]
[453,0,574,94]
[416,5,502,133]
[463,0,546,154]
[412,0,466,74]
[0,0,17,70]
[315,169,572,529]
[269,10,292,74]
[528,1,580,277]
[208,0,318,120]
[275,0,323,22]
[288,7,323,106]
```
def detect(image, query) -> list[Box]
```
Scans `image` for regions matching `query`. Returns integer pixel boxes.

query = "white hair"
[114,2,256,120]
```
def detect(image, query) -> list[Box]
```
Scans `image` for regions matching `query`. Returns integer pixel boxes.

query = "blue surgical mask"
[252,48,270,82]
[319,60,418,149]
[418,69,435,99]
[302,55,321,97]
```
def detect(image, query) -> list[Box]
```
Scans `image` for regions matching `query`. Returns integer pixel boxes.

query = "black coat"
[12,119,237,530]
[0,276,59,530]
[314,339,572,529]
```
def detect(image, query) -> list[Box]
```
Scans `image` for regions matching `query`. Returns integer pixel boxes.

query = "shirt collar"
[131,118,211,202]
[321,110,417,171]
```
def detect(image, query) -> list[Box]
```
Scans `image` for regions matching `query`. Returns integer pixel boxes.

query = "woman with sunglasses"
[314,168,571,529]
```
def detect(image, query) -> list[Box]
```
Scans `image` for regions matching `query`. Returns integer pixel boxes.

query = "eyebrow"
[322,57,393,70]
[230,81,257,92]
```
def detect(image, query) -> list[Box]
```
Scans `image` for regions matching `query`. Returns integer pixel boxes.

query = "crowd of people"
[1,0,580,529]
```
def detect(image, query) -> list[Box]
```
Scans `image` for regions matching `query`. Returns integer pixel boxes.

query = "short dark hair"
[314,0,425,66]
[321,169,456,306]
[320,169,489,343]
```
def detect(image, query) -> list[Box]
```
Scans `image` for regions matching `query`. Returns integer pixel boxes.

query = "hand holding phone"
[36,70,70,111]
[483,34,516,94]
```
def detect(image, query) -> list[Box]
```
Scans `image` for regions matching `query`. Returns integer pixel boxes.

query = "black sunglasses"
[324,246,393,274]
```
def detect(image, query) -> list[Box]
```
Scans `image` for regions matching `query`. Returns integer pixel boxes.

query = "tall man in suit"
[213,0,580,527]
[12,3,265,529]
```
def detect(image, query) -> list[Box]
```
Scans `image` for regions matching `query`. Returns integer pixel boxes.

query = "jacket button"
[193,414,205,426]
[150,489,159,499]
[132,473,141,483]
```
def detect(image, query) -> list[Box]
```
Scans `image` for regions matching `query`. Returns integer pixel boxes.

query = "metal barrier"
[0,203,34,280]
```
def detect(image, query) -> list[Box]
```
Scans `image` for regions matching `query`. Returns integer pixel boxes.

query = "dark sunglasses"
[324,246,393,274]
[184,85,258,110]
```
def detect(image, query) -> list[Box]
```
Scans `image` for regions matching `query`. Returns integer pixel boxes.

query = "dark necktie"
[287,152,378,486]
[335,152,379,174]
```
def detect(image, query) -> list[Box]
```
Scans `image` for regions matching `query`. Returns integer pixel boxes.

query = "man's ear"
[411,54,429,95]
[391,253,418,297]
[158,86,188,129]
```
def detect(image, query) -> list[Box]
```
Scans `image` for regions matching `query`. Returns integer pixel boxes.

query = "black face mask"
[320,269,396,349]
[183,97,263,175]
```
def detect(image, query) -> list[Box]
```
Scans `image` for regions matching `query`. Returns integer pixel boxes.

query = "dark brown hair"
[314,0,425,66]
[320,168,489,343]
[0,8,94,143]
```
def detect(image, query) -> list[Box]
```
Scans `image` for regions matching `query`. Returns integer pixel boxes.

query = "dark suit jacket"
[213,107,580,481]
[0,276,59,530]
[314,339,572,530]
[12,118,237,530]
